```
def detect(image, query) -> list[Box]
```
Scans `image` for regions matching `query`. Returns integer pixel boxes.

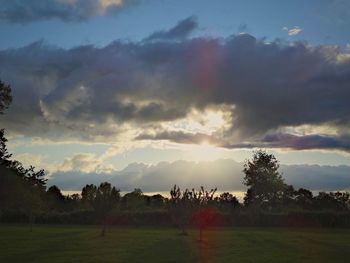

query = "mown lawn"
[0,225,349,263]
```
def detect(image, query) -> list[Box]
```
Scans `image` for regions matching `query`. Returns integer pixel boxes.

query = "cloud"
[135,130,350,153]
[283,26,303,36]
[13,152,46,169]
[47,159,350,192]
[0,0,137,23]
[346,43,350,51]
[262,133,350,151]
[135,130,224,146]
[48,159,249,191]
[1,19,350,152]
[58,153,101,173]
[144,16,198,41]
[281,163,350,191]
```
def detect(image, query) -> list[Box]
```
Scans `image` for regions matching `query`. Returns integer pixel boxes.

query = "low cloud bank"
[48,159,350,193]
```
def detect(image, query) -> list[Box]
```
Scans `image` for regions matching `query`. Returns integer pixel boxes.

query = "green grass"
[0,225,350,263]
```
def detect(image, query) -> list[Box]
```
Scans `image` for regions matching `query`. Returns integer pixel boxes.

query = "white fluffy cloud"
[283,26,303,36]
[58,153,114,173]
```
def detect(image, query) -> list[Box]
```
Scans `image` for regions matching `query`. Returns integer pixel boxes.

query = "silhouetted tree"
[146,194,166,208]
[22,166,46,230]
[47,185,65,201]
[64,193,82,211]
[1,129,46,229]
[0,129,21,170]
[190,207,222,242]
[95,182,120,236]
[169,185,193,235]
[81,184,97,206]
[0,79,12,114]
[295,188,314,210]
[82,183,120,236]
[281,185,297,207]
[243,150,287,208]
[191,186,217,207]
[0,164,46,229]
[189,187,218,242]
[313,191,350,211]
[169,185,218,236]
[215,192,240,210]
[0,165,23,212]
[332,192,350,210]
[70,193,81,201]
[46,185,66,211]
[122,188,146,210]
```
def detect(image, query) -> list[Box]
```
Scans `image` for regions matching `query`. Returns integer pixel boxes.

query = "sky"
[0,0,350,192]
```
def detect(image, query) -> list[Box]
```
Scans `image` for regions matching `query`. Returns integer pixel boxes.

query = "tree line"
[1,79,350,235]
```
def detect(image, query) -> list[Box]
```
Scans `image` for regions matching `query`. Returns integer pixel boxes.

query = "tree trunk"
[100,220,107,237]
[101,224,106,236]
[180,224,188,235]
[29,211,35,232]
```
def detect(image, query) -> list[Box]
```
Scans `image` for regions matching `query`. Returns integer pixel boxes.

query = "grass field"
[0,225,350,263]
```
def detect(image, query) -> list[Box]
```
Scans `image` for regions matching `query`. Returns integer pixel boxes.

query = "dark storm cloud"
[0,0,137,23]
[144,16,198,41]
[136,131,350,152]
[262,133,350,151]
[1,18,350,150]
[135,130,259,149]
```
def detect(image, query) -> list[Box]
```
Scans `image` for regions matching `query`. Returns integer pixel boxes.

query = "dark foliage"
[0,79,12,114]
[243,150,287,208]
